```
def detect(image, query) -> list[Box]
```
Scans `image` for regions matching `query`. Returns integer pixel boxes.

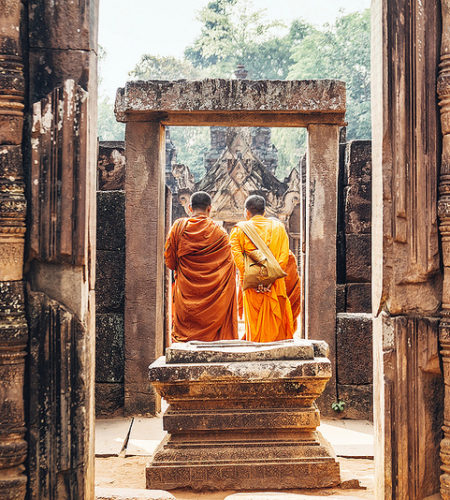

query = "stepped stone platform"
[146,340,341,491]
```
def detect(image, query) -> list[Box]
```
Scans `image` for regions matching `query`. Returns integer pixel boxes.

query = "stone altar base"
[146,340,341,491]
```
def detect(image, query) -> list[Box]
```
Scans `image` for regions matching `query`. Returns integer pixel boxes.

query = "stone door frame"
[114,79,346,414]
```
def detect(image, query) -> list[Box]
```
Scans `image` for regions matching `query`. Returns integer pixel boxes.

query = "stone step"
[96,487,174,500]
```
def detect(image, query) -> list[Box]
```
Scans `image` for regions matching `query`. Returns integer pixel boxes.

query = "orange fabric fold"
[285,251,301,332]
[165,216,238,343]
[230,216,294,342]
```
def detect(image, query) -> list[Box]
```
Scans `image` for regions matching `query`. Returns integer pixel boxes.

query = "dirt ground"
[95,456,375,499]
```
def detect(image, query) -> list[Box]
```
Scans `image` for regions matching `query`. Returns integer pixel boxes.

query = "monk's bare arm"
[230,227,245,275]
[164,221,179,270]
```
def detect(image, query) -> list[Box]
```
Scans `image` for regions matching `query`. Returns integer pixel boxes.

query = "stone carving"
[146,339,340,491]
[439,1,450,498]
[0,1,27,498]
[98,142,125,191]
[171,127,300,242]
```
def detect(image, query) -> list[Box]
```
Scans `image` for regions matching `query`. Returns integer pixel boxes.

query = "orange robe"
[165,215,238,343]
[285,251,301,331]
[230,216,294,342]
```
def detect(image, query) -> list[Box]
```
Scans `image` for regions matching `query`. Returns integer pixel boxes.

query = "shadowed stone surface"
[96,250,125,312]
[146,339,340,491]
[346,284,371,313]
[345,234,371,283]
[336,314,373,386]
[95,383,124,417]
[338,385,373,421]
[96,313,124,383]
[97,191,125,251]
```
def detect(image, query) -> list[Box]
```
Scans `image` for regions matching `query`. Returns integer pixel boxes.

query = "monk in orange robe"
[230,195,294,342]
[285,251,301,332]
[165,191,238,343]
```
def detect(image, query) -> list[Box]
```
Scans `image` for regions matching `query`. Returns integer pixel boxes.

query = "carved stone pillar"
[438,2,450,498]
[0,1,27,499]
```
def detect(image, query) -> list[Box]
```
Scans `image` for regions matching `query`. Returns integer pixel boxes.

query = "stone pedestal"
[146,340,340,491]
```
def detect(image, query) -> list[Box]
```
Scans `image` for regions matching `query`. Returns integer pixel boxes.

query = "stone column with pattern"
[0,1,27,499]
[439,1,450,498]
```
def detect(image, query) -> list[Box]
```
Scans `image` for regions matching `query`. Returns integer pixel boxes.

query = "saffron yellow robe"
[165,216,238,343]
[230,215,294,342]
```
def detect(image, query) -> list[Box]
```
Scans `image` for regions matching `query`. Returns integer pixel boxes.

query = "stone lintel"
[115,79,346,125]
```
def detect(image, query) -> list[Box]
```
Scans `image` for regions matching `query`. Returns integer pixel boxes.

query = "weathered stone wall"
[336,140,373,419]
[96,148,125,414]
[96,142,125,415]
[26,2,98,498]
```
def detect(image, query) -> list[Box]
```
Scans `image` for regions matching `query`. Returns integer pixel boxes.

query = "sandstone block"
[337,384,373,420]
[346,283,371,313]
[96,250,124,312]
[345,234,371,283]
[96,313,124,383]
[115,79,346,123]
[97,191,125,251]
[336,284,346,313]
[345,140,372,185]
[344,141,371,235]
[95,383,124,417]
[336,313,373,385]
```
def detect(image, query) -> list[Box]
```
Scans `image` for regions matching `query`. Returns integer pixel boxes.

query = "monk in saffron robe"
[165,191,238,343]
[285,250,301,332]
[230,195,294,342]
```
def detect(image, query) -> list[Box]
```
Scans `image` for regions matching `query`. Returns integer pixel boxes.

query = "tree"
[185,0,308,79]
[288,9,371,140]
[129,55,203,80]
[98,97,124,141]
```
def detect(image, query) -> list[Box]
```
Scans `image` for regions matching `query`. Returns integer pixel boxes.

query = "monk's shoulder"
[170,217,188,237]
[209,219,230,239]
[272,219,287,234]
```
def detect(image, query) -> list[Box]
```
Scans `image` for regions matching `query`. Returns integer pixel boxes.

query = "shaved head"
[245,195,266,216]
[190,191,211,211]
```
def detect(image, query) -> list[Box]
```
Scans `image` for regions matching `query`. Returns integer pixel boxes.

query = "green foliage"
[185,0,309,79]
[98,96,124,141]
[129,55,203,80]
[169,127,210,181]
[331,400,346,412]
[288,9,371,140]
[271,128,306,180]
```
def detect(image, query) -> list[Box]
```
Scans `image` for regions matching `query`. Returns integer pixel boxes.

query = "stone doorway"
[114,78,345,415]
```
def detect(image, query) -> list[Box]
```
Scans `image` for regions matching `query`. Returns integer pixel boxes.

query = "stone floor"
[95,414,375,499]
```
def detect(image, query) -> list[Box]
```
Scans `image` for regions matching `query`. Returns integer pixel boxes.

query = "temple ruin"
[0,1,449,499]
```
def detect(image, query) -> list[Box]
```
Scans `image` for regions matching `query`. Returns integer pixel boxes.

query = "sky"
[99,0,371,100]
